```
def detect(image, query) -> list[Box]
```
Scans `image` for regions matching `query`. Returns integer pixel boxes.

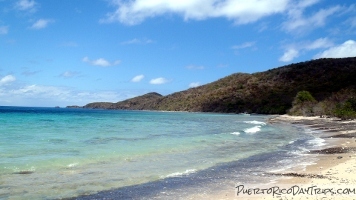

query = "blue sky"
[0,0,356,107]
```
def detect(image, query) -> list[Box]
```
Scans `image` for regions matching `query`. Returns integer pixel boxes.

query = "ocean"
[0,107,324,199]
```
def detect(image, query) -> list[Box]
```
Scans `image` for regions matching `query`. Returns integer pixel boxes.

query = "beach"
[202,115,356,200]
[267,115,356,200]
[2,108,356,200]
[1,108,306,200]
[72,115,356,200]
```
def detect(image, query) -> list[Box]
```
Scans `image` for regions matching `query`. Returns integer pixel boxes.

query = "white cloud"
[103,0,289,25]
[15,0,37,11]
[22,69,41,76]
[150,77,169,85]
[59,71,81,78]
[0,75,16,85]
[0,26,9,35]
[0,82,139,107]
[232,42,256,50]
[121,38,154,45]
[113,60,122,65]
[283,5,342,33]
[31,19,53,30]
[296,0,320,9]
[131,74,145,82]
[11,84,69,97]
[348,17,356,28]
[189,82,201,88]
[60,42,79,47]
[186,65,204,70]
[305,37,334,50]
[279,48,299,62]
[82,57,121,67]
[280,37,334,62]
[314,40,356,59]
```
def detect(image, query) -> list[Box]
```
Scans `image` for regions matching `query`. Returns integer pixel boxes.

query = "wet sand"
[69,115,356,200]
[262,115,356,200]
[186,115,356,200]
[230,115,356,200]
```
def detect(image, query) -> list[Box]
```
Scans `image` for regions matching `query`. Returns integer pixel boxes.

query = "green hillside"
[81,57,356,115]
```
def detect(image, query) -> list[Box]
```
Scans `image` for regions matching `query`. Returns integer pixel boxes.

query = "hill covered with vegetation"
[79,57,356,116]
[83,92,163,110]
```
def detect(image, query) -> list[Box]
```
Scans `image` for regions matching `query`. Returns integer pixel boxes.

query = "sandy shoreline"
[69,114,356,200]
[265,115,356,200]
[203,115,356,200]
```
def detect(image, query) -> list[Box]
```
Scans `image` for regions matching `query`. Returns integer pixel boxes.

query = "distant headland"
[68,57,356,119]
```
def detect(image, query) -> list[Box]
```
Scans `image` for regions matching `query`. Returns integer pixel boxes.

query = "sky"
[0,0,356,107]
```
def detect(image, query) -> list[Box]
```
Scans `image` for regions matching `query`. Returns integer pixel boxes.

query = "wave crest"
[244,126,261,134]
[164,169,197,178]
[243,120,266,125]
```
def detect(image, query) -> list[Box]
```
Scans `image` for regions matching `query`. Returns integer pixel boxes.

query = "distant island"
[66,105,82,109]
[68,57,356,118]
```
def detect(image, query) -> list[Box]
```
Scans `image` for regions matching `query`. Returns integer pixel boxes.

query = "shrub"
[293,91,316,105]
[289,91,317,116]
[333,98,356,120]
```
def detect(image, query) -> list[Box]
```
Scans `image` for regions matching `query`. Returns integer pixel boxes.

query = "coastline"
[267,115,356,199]
[66,114,356,200]
[237,115,356,200]
[185,115,356,200]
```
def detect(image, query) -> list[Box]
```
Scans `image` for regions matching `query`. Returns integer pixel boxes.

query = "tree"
[333,97,356,120]
[293,91,316,105]
[289,91,316,116]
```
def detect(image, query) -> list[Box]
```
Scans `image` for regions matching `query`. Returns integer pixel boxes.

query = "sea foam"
[244,126,261,134]
[230,132,241,136]
[67,163,79,168]
[164,169,197,178]
[307,137,325,148]
[243,120,266,125]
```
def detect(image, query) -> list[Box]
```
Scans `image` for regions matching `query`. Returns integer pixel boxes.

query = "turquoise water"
[0,107,313,199]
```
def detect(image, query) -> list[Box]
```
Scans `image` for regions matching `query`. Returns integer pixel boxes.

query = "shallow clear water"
[0,107,316,199]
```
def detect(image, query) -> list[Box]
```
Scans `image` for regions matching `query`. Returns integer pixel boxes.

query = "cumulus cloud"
[30,19,54,29]
[15,0,37,12]
[102,0,289,25]
[0,75,16,85]
[279,48,299,62]
[189,82,201,88]
[131,74,145,82]
[82,57,121,67]
[150,77,169,85]
[0,26,9,35]
[314,40,356,59]
[279,37,334,62]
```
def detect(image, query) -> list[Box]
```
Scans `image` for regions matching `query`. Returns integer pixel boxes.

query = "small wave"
[13,166,36,174]
[67,163,79,168]
[164,169,196,178]
[230,132,241,136]
[289,147,311,155]
[244,126,261,134]
[307,138,325,148]
[243,120,266,126]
